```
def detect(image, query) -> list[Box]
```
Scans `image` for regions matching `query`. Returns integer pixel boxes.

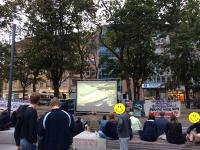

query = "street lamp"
[7,23,16,116]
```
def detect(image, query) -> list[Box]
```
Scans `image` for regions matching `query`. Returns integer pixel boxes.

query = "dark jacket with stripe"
[38,108,74,150]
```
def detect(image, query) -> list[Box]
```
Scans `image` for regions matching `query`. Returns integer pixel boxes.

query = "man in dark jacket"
[14,92,40,150]
[186,121,200,143]
[117,110,132,150]
[38,97,74,150]
[155,112,168,137]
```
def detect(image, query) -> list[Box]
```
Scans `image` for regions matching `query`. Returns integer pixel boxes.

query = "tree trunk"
[22,87,26,100]
[80,51,84,80]
[133,81,139,101]
[33,74,37,92]
[185,85,190,108]
[125,72,132,101]
[156,89,160,100]
[137,85,140,100]
[52,78,60,98]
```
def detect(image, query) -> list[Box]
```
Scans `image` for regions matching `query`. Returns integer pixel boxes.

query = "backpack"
[14,105,29,146]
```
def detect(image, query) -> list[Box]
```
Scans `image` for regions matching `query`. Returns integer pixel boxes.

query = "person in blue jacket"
[155,111,168,137]
[139,114,158,141]
[38,97,74,150]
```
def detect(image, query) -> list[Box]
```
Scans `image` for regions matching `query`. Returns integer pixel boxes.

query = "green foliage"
[21,0,96,96]
[163,0,200,108]
[99,0,161,100]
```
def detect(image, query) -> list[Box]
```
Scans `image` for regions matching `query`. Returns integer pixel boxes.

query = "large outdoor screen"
[76,80,118,112]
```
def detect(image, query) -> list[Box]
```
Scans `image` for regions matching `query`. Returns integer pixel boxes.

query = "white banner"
[144,100,181,117]
[0,101,29,112]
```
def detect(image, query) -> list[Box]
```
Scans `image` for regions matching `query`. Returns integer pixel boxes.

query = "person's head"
[170,114,177,123]
[126,107,130,113]
[30,92,40,105]
[148,113,155,120]
[50,97,60,108]
[77,117,81,122]
[160,111,165,117]
[129,112,134,117]
[109,113,115,120]
[102,115,107,120]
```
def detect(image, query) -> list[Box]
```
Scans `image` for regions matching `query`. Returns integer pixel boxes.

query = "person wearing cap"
[129,112,142,134]
[38,97,74,150]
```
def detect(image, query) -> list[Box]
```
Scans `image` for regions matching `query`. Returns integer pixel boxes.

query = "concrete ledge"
[73,131,106,150]
[73,131,200,150]
[0,128,15,144]
[107,135,200,150]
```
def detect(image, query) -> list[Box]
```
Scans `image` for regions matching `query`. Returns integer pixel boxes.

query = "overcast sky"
[0,0,125,44]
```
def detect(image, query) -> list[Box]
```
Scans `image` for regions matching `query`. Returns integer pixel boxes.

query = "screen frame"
[75,80,118,113]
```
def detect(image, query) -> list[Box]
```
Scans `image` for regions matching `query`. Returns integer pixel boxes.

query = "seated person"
[74,117,84,136]
[99,113,118,140]
[139,114,158,141]
[155,111,168,137]
[10,111,17,127]
[129,112,142,133]
[186,121,200,143]
[0,110,11,131]
[99,115,108,131]
[165,114,186,144]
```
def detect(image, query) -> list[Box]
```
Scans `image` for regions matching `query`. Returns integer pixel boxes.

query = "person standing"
[117,110,132,150]
[38,97,74,150]
[14,92,40,150]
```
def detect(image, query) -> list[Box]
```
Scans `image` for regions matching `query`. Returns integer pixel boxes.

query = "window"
[157,77,161,82]
[91,70,96,76]
[167,76,172,82]
[40,82,44,87]
[161,76,165,83]
[72,79,76,86]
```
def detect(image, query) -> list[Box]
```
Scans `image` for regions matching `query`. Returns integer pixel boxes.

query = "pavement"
[0,144,16,150]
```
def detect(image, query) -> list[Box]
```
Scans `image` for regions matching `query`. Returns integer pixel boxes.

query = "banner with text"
[144,100,181,117]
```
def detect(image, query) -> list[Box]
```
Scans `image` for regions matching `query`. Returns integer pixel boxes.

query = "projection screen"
[76,80,118,112]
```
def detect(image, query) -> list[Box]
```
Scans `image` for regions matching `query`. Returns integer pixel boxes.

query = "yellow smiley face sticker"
[114,103,125,115]
[188,112,200,123]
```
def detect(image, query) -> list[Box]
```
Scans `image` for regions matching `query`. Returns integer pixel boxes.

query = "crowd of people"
[0,92,199,150]
[98,111,200,149]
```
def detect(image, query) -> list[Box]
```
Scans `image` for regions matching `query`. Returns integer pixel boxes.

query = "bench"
[106,135,200,150]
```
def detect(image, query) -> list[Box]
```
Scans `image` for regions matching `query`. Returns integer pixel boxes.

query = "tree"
[98,0,161,100]
[20,39,45,92]
[166,0,200,108]
[21,0,96,97]
[13,52,32,100]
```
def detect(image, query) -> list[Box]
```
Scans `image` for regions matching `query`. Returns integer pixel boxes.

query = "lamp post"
[7,23,16,116]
